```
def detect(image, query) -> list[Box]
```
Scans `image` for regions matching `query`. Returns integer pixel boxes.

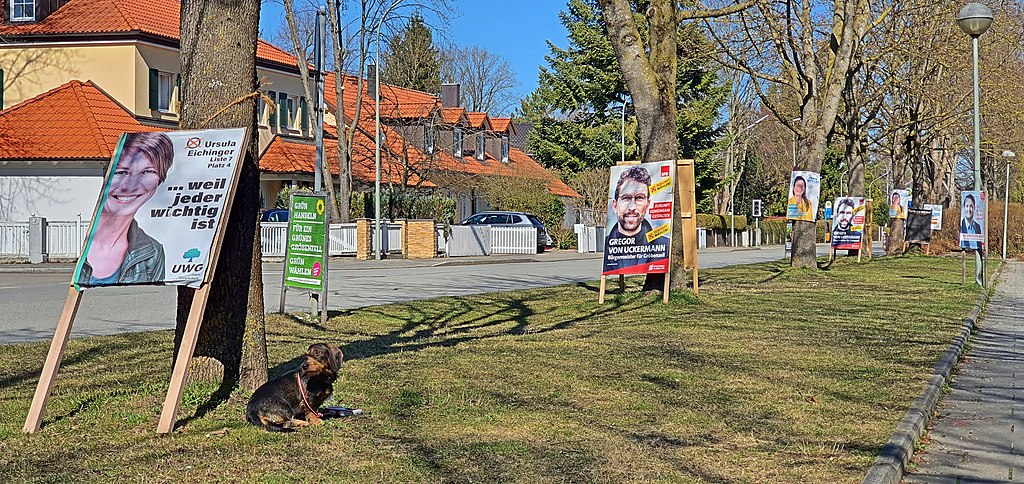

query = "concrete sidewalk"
[905,262,1024,483]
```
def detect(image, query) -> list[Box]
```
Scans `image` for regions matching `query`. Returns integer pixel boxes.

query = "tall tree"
[177,0,267,390]
[593,0,741,290]
[706,0,872,268]
[381,14,441,93]
[441,45,519,114]
[281,0,342,222]
[523,0,725,199]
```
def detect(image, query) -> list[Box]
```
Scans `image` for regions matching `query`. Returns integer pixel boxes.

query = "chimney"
[367,63,377,100]
[441,83,460,108]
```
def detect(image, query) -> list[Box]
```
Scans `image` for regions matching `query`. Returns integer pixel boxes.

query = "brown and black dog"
[246,343,344,432]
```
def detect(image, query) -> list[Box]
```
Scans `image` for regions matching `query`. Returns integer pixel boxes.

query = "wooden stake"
[662,270,671,303]
[618,274,625,293]
[598,275,607,304]
[678,160,699,295]
[23,286,83,433]
[157,284,212,434]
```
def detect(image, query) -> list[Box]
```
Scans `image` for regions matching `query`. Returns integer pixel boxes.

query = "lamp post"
[1002,149,1016,259]
[729,114,769,246]
[958,2,993,286]
[373,18,385,260]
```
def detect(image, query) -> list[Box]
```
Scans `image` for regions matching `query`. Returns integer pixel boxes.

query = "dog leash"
[295,373,323,418]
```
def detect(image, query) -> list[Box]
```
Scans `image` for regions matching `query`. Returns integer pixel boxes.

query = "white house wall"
[0,170,104,222]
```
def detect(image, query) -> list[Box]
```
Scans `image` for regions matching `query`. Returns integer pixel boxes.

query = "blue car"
[260,208,289,222]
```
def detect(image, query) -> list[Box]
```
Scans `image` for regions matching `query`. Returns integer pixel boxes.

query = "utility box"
[29,216,48,264]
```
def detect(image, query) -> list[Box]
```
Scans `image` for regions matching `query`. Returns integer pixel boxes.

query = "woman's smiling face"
[104,150,162,217]
[793,178,805,197]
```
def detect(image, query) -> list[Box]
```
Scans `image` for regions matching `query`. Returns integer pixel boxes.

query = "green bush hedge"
[696,214,747,231]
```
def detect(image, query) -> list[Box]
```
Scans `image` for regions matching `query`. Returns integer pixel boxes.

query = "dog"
[246,343,344,432]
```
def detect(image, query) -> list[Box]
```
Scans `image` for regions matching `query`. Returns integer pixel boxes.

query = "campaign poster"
[786,171,820,222]
[830,197,865,250]
[924,204,943,231]
[602,161,674,276]
[959,191,986,250]
[284,193,328,291]
[889,189,911,219]
[73,128,248,288]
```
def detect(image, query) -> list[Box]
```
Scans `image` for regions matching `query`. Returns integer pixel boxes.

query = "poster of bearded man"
[830,197,866,250]
[602,161,675,276]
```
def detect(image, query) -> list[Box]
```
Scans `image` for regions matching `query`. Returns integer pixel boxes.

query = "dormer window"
[11,0,34,21]
[476,133,485,161]
[453,127,463,157]
[425,126,435,153]
[501,135,510,163]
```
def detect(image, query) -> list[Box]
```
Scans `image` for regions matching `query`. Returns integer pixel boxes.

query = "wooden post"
[618,274,625,293]
[864,199,873,260]
[662,271,671,303]
[598,275,607,304]
[677,160,699,294]
[962,250,967,285]
[23,286,83,433]
[157,285,212,434]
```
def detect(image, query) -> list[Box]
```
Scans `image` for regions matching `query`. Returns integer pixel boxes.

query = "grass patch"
[0,256,986,482]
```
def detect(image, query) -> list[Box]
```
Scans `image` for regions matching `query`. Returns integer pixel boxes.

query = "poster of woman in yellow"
[786,171,820,222]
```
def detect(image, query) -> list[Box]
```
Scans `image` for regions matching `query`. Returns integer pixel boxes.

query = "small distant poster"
[284,193,328,291]
[889,189,911,219]
[786,171,820,222]
[602,161,674,276]
[959,191,986,250]
[830,197,865,250]
[924,204,943,231]
[72,128,248,289]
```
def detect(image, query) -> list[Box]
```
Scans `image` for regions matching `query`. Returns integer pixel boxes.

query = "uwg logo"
[172,263,204,273]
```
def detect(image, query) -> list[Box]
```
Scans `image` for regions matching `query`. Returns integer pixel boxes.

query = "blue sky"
[258,1,570,104]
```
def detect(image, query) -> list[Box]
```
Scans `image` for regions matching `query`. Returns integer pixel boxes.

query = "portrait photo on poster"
[889,189,911,220]
[830,197,865,250]
[959,191,986,250]
[602,161,675,276]
[786,171,820,221]
[73,128,248,289]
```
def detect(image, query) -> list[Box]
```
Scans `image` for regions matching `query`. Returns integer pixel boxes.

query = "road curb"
[862,262,1003,484]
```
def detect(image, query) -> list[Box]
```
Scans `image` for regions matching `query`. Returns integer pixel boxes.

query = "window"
[425,126,435,153]
[11,0,34,21]
[501,135,510,162]
[453,127,463,157]
[476,133,486,161]
[157,72,175,112]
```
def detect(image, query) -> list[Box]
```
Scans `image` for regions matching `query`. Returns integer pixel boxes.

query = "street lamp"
[730,114,769,246]
[958,2,993,286]
[1002,149,1016,259]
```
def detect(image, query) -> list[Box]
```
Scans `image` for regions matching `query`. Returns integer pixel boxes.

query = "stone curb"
[862,262,1002,484]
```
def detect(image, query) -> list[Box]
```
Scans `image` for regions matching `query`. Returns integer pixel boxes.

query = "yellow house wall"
[0,43,137,110]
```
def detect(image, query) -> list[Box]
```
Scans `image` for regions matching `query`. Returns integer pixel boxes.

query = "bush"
[696,214,747,231]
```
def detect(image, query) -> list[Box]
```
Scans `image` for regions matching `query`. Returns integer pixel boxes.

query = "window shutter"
[278,92,288,128]
[300,96,309,133]
[268,90,277,128]
[175,73,181,111]
[148,68,159,110]
[0,69,5,110]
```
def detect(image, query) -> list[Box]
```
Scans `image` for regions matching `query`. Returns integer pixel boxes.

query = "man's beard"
[620,211,642,232]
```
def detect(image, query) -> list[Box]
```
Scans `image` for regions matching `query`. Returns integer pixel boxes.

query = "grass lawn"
[0,256,985,483]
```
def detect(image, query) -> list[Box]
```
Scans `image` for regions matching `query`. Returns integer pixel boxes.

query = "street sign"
[751,199,762,218]
[823,200,833,220]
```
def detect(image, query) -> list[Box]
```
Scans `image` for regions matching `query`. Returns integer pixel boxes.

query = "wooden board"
[23,287,83,433]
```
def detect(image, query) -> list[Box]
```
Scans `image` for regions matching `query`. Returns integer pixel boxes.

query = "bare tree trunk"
[327,0,354,222]
[176,0,267,391]
[283,0,341,222]
[599,0,682,291]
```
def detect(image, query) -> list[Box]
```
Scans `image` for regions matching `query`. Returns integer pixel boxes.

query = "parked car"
[461,211,553,252]
[260,208,289,223]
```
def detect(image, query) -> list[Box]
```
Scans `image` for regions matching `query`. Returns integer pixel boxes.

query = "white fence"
[261,222,365,257]
[46,221,91,258]
[0,222,29,257]
[490,225,538,255]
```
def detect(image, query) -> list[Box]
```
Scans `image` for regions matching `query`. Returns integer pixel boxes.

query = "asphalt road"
[0,244,860,343]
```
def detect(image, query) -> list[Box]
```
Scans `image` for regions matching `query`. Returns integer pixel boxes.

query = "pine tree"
[381,14,441,94]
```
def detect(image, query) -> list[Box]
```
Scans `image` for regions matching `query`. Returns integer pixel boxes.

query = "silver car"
[461,211,553,252]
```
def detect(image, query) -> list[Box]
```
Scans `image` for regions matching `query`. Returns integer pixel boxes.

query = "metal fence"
[46,221,91,258]
[328,224,358,255]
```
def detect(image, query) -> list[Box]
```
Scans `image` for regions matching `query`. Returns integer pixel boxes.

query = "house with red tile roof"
[0,0,578,224]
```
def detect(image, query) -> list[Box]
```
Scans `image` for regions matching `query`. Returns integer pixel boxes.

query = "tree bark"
[327,0,353,222]
[176,0,267,391]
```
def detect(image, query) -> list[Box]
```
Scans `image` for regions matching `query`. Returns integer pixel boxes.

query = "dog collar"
[295,373,323,418]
